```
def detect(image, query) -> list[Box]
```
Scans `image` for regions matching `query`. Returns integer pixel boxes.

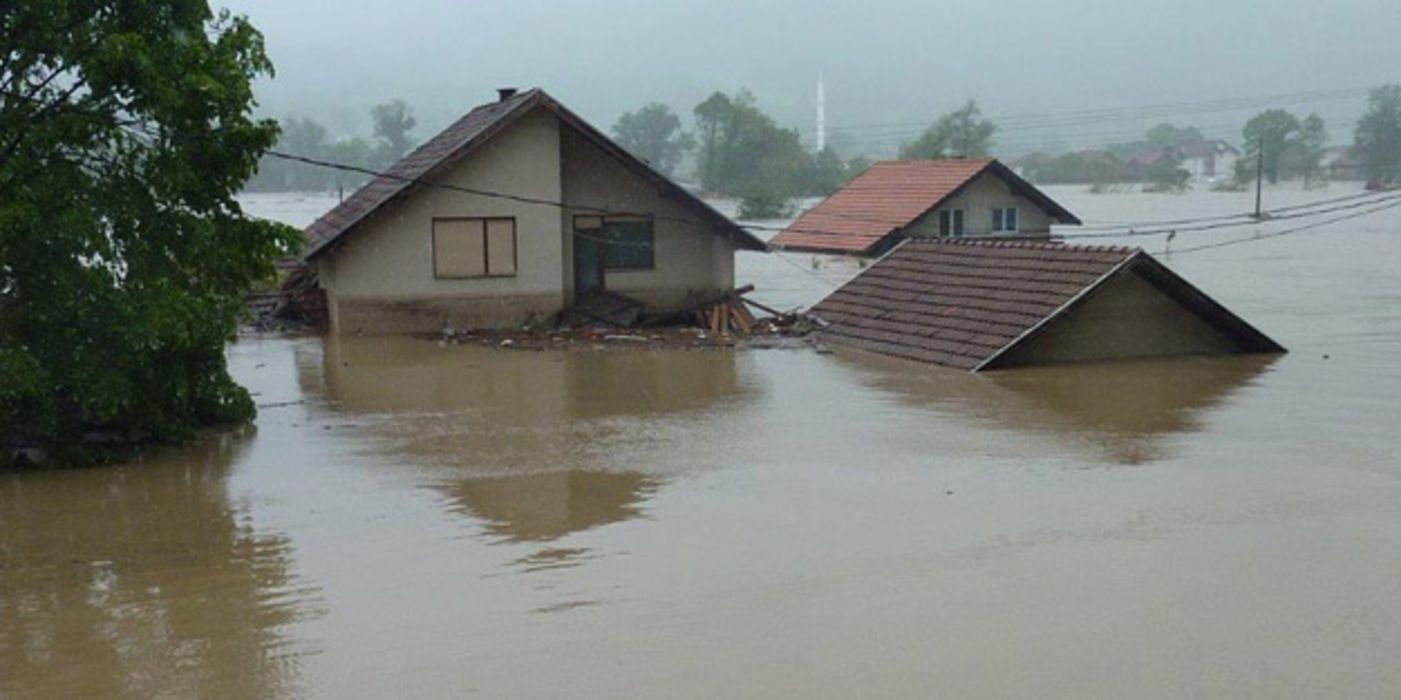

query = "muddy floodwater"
[4,186,1401,698]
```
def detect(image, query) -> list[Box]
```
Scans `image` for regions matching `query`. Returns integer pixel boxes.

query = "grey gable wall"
[316,105,736,334]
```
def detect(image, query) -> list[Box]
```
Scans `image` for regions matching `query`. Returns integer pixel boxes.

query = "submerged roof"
[770,158,1081,255]
[304,89,766,259]
[810,239,1283,371]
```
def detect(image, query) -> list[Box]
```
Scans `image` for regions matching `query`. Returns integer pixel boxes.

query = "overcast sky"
[220,0,1400,155]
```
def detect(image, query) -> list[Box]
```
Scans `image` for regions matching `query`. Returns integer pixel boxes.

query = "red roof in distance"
[770,158,1080,256]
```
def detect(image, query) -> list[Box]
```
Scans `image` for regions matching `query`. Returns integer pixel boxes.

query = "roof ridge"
[908,237,1140,255]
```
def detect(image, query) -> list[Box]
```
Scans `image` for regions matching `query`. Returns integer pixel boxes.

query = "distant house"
[1320,146,1361,181]
[303,88,766,335]
[1177,140,1240,182]
[1124,140,1239,184]
[770,158,1081,257]
[810,239,1284,371]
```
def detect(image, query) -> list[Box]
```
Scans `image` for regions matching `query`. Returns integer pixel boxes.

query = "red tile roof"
[773,159,992,254]
[771,158,1080,255]
[303,89,765,259]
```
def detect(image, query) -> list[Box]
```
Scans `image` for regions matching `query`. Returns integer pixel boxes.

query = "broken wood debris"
[687,285,818,339]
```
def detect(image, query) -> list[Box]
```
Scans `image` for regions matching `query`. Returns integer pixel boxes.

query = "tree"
[0,3,299,464]
[1291,113,1328,187]
[271,117,331,191]
[807,146,848,196]
[692,89,813,201]
[611,102,694,177]
[1024,150,1125,185]
[1142,152,1191,192]
[1145,123,1205,147]
[1241,109,1301,184]
[845,154,873,178]
[370,99,416,165]
[900,100,997,159]
[1354,84,1401,186]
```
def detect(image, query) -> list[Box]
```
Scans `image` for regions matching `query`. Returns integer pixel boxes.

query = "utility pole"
[1253,135,1264,219]
[815,72,827,154]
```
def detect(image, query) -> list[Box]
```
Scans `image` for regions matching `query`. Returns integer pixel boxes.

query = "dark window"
[940,209,964,236]
[601,217,655,270]
[992,207,1019,233]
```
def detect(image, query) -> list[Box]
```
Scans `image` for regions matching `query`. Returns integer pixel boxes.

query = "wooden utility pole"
[1253,136,1264,219]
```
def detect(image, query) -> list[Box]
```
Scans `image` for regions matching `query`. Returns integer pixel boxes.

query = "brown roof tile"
[304,89,542,258]
[303,88,764,259]
[811,239,1137,370]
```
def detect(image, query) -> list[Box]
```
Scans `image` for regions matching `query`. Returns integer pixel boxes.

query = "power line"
[1165,195,1401,255]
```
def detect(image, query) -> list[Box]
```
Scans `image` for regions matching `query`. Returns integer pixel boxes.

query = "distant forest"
[250,84,1401,209]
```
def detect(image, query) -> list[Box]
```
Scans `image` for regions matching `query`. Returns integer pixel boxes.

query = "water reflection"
[837,350,1276,464]
[308,336,748,541]
[441,471,660,543]
[0,433,318,699]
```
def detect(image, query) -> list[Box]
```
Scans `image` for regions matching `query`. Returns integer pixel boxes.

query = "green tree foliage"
[1354,84,1401,185]
[1142,152,1192,192]
[807,146,848,196]
[1144,123,1205,148]
[249,116,329,190]
[0,2,299,464]
[845,154,873,178]
[1241,109,1302,184]
[900,100,997,159]
[611,102,694,177]
[1291,113,1328,187]
[247,102,415,193]
[1023,150,1126,185]
[370,98,416,166]
[692,89,816,210]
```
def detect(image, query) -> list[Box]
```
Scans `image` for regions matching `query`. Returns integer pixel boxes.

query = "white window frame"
[992,207,1019,233]
[939,209,965,237]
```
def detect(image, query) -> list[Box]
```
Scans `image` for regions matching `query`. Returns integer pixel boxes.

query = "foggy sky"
[220,0,1399,155]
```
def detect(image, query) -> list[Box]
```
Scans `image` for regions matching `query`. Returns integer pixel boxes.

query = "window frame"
[575,214,656,272]
[431,216,518,279]
[991,207,1020,233]
[939,209,966,237]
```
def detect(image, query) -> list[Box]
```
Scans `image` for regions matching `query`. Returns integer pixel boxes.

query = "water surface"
[4,186,1401,698]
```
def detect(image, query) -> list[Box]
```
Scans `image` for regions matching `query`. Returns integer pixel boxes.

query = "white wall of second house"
[904,172,1055,238]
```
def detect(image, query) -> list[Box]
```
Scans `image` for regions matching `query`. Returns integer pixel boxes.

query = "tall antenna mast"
[816,72,827,153]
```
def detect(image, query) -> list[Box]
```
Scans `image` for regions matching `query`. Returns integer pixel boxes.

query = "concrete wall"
[904,172,1055,238]
[993,268,1243,367]
[316,105,738,334]
[560,125,734,310]
[317,109,565,334]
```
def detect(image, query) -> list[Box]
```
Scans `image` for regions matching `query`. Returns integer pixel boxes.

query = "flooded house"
[770,158,1081,256]
[301,88,767,335]
[1178,139,1241,183]
[810,239,1285,370]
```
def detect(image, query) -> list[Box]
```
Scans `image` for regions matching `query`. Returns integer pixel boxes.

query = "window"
[576,215,654,270]
[992,207,1019,233]
[432,217,516,278]
[939,209,965,237]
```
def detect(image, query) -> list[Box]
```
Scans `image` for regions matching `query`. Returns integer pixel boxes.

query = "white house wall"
[559,125,735,310]
[903,172,1055,238]
[317,109,566,334]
